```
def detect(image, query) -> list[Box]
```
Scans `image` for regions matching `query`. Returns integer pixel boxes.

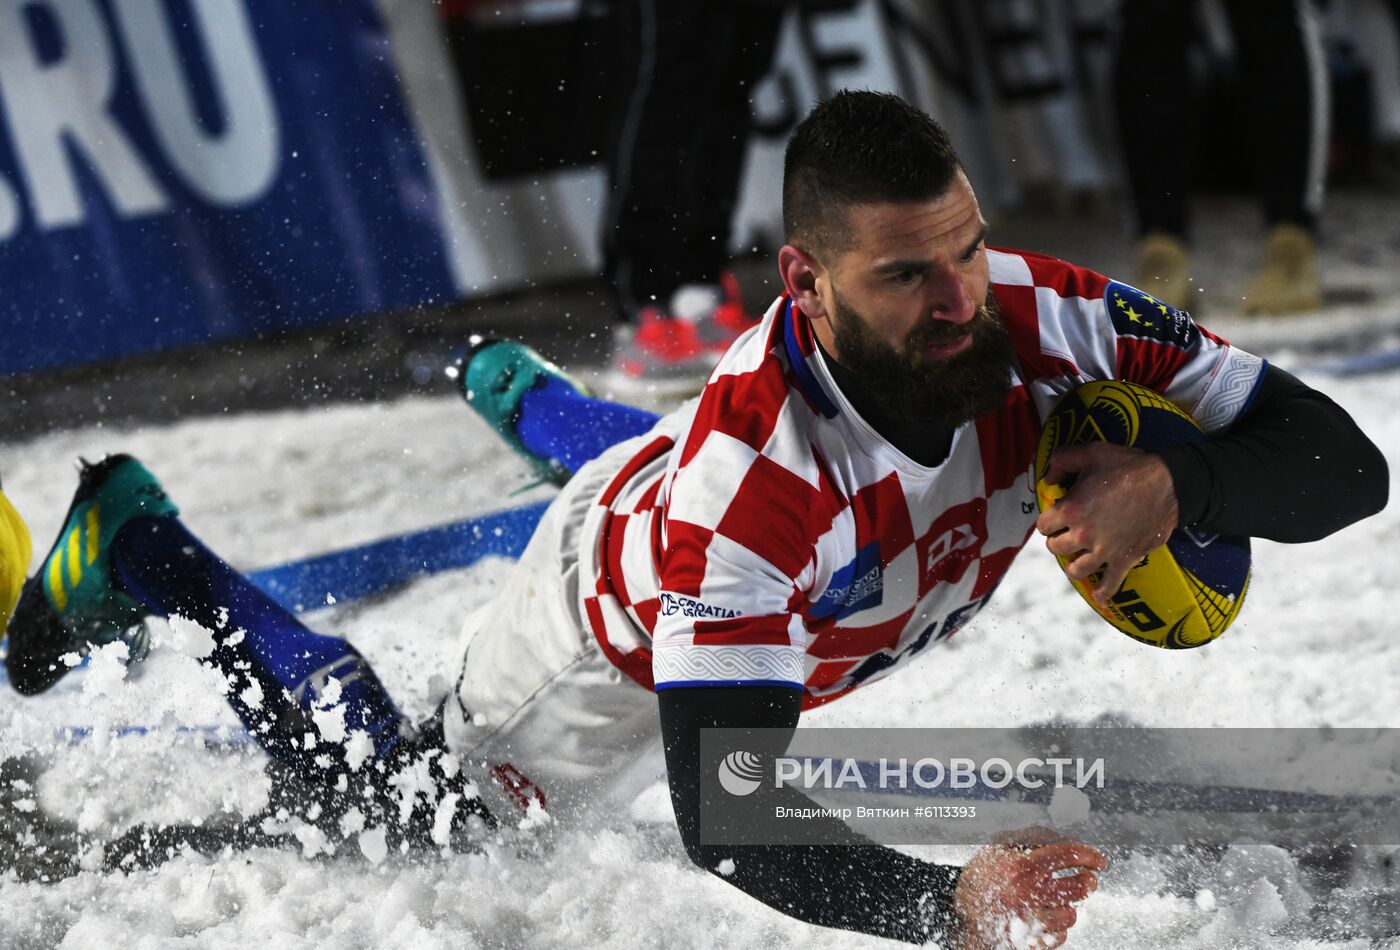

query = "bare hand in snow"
[953,827,1108,949]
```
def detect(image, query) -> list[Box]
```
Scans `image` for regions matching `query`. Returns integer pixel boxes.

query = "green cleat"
[36,455,177,649]
[6,455,177,693]
[455,336,590,486]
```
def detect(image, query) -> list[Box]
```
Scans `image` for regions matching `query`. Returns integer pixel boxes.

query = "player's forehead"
[842,174,983,263]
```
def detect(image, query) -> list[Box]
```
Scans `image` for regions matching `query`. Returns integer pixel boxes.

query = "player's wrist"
[1137,452,1181,541]
[1152,443,1208,528]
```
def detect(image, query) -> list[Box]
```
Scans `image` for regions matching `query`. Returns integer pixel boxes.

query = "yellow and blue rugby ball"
[1034,380,1250,649]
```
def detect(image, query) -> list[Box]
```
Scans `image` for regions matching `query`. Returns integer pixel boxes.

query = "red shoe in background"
[701,271,762,356]
[607,273,761,394]
[610,307,715,386]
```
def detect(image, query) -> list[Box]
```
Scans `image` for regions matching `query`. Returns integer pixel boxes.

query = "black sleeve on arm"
[659,685,961,944]
[1156,365,1389,541]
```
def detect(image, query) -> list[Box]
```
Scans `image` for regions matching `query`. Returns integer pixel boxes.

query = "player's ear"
[779,244,829,322]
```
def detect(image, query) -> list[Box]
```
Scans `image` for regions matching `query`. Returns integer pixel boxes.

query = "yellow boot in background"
[1133,232,1194,311]
[1241,224,1322,316]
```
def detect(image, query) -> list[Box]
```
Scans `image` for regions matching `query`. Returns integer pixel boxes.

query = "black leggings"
[602,0,785,318]
[1112,0,1328,239]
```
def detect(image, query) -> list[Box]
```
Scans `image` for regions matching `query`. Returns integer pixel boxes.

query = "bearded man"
[7,91,1385,948]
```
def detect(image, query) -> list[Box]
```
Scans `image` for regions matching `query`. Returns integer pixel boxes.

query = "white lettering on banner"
[112,0,279,206]
[0,0,279,238]
[0,171,16,240]
[0,0,169,229]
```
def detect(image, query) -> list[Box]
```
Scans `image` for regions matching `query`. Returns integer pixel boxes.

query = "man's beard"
[828,287,1016,428]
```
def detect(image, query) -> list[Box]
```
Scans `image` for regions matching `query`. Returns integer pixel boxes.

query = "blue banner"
[0,0,455,376]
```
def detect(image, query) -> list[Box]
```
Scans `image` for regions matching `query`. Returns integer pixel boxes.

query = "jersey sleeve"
[995,250,1265,434]
[651,427,826,693]
[1100,280,1266,434]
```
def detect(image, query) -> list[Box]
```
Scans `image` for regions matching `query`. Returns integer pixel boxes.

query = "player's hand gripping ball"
[1034,380,1250,648]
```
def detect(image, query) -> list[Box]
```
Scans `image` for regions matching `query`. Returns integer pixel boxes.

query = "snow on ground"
[0,362,1397,948]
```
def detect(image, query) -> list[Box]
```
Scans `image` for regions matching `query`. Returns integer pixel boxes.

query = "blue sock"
[110,516,407,782]
[515,376,660,474]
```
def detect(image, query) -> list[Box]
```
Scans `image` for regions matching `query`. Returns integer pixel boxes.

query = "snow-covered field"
[0,353,1397,948]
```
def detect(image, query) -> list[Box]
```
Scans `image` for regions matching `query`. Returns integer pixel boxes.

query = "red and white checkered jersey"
[578,248,1267,709]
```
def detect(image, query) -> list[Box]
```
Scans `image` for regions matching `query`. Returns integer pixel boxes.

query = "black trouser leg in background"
[602,0,785,318]
[1219,0,1327,233]
[1112,0,1196,239]
[1112,0,1326,239]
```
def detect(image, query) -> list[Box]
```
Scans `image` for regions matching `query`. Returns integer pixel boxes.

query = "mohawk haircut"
[783,90,963,259]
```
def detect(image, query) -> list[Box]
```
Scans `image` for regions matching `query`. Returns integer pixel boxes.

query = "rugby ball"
[1034,380,1250,649]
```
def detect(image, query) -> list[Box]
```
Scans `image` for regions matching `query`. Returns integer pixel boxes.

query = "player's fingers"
[1061,547,1104,579]
[1025,869,1099,906]
[1033,906,1078,933]
[1043,446,1089,488]
[1028,842,1111,874]
[1091,559,1132,604]
[1035,505,1069,536]
[1044,527,1083,558]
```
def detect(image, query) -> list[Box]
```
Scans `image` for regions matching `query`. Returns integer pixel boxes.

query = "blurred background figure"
[602,0,788,390]
[1113,0,1329,315]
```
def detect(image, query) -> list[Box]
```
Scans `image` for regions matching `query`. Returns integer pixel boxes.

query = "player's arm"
[1037,365,1388,602]
[1153,364,1388,541]
[658,684,959,943]
[655,421,1102,944]
[659,686,1104,948]
[1037,273,1388,602]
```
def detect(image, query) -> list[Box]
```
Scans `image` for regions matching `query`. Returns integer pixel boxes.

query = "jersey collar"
[782,297,840,419]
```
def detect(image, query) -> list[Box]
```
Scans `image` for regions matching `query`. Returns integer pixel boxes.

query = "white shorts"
[440,433,666,823]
